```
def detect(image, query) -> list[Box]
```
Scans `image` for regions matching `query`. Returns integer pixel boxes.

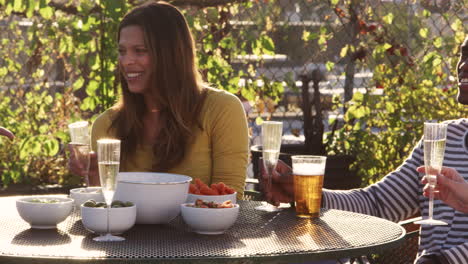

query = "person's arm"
[209,92,249,199]
[0,127,14,140]
[439,244,468,264]
[261,139,422,222]
[322,140,424,222]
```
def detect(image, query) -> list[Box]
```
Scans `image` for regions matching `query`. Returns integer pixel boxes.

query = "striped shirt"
[322,118,468,264]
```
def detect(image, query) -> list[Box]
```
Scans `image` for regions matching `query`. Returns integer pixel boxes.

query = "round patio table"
[0,195,405,263]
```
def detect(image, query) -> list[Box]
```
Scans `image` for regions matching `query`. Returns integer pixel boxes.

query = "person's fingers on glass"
[68,143,85,176]
[422,180,442,200]
[439,167,464,182]
[264,184,292,206]
[271,159,294,194]
[260,159,294,205]
[87,151,100,186]
[272,160,292,181]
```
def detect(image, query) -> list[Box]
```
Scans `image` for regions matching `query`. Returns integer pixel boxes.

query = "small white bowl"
[70,187,105,208]
[16,197,74,229]
[186,192,237,204]
[180,203,239,235]
[81,204,136,235]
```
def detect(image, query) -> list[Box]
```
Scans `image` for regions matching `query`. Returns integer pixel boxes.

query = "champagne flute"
[68,121,91,186]
[93,138,124,242]
[255,121,283,212]
[415,122,448,226]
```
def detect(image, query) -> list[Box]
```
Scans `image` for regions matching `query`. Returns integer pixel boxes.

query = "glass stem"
[106,205,110,235]
[84,170,90,187]
[266,164,277,207]
[428,187,434,219]
[266,167,273,193]
[84,153,90,186]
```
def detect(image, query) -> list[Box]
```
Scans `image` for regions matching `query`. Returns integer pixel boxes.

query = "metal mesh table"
[0,195,405,263]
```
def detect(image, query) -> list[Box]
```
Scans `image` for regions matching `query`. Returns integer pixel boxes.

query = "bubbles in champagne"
[424,139,446,173]
[263,149,279,168]
[98,161,120,204]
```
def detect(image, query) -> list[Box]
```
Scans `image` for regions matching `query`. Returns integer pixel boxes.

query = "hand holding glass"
[256,121,283,212]
[68,121,91,186]
[415,122,447,226]
[93,138,124,242]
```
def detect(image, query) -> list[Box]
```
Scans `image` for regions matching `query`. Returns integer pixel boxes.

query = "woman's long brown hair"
[112,1,207,171]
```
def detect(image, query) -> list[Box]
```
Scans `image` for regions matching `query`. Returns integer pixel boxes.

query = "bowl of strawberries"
[186,179,237,204]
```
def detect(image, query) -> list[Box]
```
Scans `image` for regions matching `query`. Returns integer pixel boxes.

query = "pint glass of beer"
[292,155,327,218]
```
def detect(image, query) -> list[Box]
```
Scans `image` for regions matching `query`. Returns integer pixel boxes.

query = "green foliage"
[0,0,282,187]
[324,3,468,185]
[0,0,467,189]
[0,0,129,187]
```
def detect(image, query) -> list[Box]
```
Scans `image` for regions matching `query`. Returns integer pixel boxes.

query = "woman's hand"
[0,127,14,140]
[68,144,100,186]
[259,159,294,206]
[419,166,468,213]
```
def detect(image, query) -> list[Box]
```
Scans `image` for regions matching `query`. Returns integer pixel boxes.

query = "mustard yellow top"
[91,88,249,198]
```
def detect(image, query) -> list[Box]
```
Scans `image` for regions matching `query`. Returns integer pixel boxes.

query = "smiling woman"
[118,25,152,95]
[68,1,249,199]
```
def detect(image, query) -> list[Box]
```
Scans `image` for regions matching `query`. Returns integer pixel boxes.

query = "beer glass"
[415,122,447,226]
[93,139,124,242]
[68,121,91,186]
[255,121,283,212]
[292,155,327,218]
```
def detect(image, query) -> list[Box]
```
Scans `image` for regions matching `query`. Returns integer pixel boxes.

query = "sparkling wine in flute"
[98,161,120,204]
[263,149,280,169]
[423,139,446,187]
[94,138,124,242]
[415,122,447,226]
[255,121,283,212]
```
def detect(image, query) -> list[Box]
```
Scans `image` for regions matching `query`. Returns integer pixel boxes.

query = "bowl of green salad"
[16,196,74,229]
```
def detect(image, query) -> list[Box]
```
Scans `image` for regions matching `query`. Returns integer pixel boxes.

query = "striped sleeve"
[441,244,468,264]
[322,140,422,222]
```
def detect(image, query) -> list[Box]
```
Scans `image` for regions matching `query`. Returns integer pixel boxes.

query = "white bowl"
[16,197,74,229]
[81,204,136,235]
[70,187,105,208]
[180,203,240,235]
[186,192,237,204]
[113,172,192,224]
